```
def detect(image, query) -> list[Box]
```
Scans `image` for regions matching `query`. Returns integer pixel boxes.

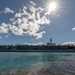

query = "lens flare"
[48,1,57,12]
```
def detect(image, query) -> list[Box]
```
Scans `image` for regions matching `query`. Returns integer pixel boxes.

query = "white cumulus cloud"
[0,1,51,39]
[63,42,75,46]
[0,23,9,33]
[4,7,14,13]
[9,25,24,36]
[72,27,75,31]
[9,1,51,39]
[0,7,14,14]
[25,42,43,45]
[30,1,36,6]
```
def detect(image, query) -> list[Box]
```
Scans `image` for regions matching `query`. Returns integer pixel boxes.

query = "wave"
[1,61,75,75]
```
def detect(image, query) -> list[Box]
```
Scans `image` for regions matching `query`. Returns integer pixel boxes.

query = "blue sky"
[0,0,75,45]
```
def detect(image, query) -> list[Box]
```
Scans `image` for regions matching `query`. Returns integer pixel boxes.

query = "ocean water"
[0,52,75,75]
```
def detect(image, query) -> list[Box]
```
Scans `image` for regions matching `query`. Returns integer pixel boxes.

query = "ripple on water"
[0,52,75,75]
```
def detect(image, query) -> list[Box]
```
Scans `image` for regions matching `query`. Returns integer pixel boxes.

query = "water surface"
[0,52,75,75]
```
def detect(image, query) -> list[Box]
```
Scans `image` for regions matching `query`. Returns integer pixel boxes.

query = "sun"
[44,0,62,14]
[48,1,58,12]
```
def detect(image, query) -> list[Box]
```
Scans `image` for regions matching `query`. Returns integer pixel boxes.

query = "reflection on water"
[0,52,75,75]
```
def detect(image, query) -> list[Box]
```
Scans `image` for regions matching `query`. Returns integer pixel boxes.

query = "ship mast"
[50,38,52,43]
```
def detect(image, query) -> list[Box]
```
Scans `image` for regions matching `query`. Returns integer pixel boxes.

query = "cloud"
[25,42,43,45]
[0,1,51,39]
[62,42,75,46]
[30,1,36,6]
[35,31,46,39]
[9,25,24,36]
[0,7,14,14]
[14,13,22,18]
[0,23,9,33]
[72,27,75,31]
[9,1,51,39]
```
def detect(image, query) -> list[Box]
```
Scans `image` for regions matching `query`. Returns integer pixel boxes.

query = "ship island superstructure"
[0,38,75,52]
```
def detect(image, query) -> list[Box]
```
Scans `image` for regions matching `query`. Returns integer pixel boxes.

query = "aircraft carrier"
[0,38,75,52]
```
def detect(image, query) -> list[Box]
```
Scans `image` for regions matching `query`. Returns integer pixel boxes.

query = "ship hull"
[0,45,75,52]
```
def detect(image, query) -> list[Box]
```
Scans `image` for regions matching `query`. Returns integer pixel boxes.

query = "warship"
[0,38,75,52]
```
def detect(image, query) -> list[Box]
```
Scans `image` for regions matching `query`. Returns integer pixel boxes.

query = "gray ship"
[0,38,75,52]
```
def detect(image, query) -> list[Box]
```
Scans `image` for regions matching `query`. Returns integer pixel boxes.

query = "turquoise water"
[0,52,75,75]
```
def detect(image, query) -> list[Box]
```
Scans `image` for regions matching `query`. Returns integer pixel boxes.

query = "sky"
[0,0,75,45]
